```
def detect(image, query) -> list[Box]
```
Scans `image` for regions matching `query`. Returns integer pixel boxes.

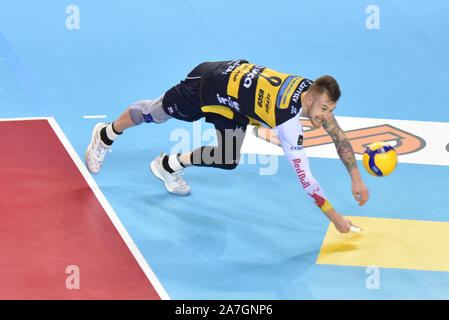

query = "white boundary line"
[0,116,170,300]
[83,115,107,119]
[47,117,170,300]
[0,117,50,121]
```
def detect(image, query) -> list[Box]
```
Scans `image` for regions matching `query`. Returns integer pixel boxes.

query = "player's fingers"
[360,190,369,206]
[341,222,352,233]
[352,191,360,203]
[354,192,365,206]
[358,192,365,206]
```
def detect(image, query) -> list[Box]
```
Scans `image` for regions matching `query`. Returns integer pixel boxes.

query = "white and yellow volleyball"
[363,142,398,177]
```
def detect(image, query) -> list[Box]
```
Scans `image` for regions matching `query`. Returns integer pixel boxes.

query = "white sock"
[168,154,184,172]
[105,123,120,141]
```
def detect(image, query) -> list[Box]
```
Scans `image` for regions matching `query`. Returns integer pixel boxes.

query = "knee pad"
[128,105,154,125]
[128,96,170,124]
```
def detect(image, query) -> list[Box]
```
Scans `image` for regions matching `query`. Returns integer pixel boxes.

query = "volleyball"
[363,142,397,177]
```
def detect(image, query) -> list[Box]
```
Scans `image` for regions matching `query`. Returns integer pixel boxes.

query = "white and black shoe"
[85,122,111,174]
[150,153,191,195]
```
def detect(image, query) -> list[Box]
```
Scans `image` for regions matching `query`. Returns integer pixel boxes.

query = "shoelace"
[172,171,187,186]
[95,144,111,160]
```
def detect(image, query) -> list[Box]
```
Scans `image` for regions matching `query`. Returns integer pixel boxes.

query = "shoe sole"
[150,160,190,196]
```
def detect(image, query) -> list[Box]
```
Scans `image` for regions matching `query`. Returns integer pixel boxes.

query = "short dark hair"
[309,75,341,102]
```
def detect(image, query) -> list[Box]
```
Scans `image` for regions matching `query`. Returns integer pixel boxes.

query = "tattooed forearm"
[335,138,357,172]
[323,115,358,173]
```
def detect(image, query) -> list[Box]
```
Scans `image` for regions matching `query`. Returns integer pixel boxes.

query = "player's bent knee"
[128,105,154,125]
[127,96,171,125]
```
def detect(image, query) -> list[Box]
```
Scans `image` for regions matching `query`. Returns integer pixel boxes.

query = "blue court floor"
[1,1,449,299]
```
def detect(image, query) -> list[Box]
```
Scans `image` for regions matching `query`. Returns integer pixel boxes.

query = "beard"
[311,116,323,128]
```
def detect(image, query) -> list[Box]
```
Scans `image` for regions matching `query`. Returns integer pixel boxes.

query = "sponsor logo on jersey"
[227,63,254,99]
[298,135,303,146]
[222,60,243,75]
[257,89,264,108]
[243,66,263,88]
[290,135,304,150]
[216,93,241,112]
[292,79,312,104]
[256,89,272,113]
[292,158,311,189]
[277,76,302,109]
[167,103,188,118]
[265,93,271,114]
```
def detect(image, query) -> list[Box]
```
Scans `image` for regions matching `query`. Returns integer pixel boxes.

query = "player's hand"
[352,179,369,206]
[333,216,353,233]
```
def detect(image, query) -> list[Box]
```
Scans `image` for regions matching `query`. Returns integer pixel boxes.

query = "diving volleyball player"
[85,60,369,233]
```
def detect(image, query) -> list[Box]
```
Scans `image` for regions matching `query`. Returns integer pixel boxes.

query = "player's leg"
[85,95,171,174]
[188,126,247,170]
[148,64,207,195]
[153,118,247,195]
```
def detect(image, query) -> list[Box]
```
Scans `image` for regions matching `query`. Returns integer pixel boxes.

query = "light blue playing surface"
[1,0,449,299]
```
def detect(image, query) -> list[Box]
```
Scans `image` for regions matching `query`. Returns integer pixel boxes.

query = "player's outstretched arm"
[323,114,370,206]
[280,143,355,233]
[275,114,356,233]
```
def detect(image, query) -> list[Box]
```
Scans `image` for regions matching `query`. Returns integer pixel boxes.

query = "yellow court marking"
[317,216,449,272]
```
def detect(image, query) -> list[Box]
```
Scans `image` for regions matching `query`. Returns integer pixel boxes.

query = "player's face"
[307,92,337,128]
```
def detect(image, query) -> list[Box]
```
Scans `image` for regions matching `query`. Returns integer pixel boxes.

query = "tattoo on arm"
[323,114,358,172]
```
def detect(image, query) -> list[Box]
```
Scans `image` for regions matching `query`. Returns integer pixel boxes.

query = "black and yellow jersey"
[199,60,313,128]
